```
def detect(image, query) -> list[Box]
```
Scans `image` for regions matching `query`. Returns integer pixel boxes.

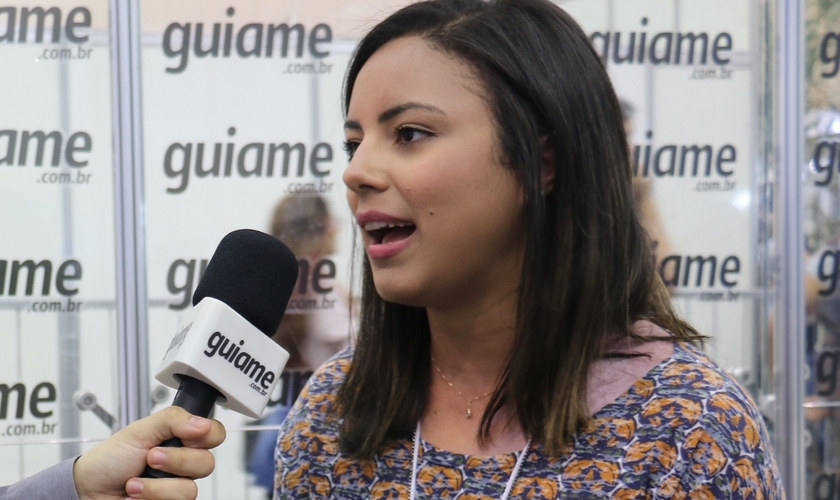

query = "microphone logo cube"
[156,297,290,418]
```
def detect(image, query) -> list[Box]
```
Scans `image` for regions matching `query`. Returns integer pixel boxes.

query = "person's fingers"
[121,407,223,450]
[179,416,226,450]
[119,406,201,448]
[126,477,198,500]
[72,408,225,500]
[145,446,216,479]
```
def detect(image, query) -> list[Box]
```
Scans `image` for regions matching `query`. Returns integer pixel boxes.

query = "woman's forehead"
[349,37,488,117]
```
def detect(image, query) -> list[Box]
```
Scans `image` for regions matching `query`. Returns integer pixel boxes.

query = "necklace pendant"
[466,407,472,418]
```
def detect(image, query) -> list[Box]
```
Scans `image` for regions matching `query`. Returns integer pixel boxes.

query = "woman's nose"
[342,141,390,195]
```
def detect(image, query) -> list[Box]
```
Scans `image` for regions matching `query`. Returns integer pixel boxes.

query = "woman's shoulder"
[575,342,783,496]
[587,340,775,463]
[661,342,759,408]
[277,347,353,437]
[275,347,355,496]
[655,343,782,494]
[661,343,773,446]
[614,342,765,427]
[305,346,354,395]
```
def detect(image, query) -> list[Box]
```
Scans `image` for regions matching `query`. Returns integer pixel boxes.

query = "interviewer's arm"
[0,406,225,500]
[0,458,79,500]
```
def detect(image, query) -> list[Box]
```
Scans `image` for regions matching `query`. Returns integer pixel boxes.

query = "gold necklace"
[432,361,493,418]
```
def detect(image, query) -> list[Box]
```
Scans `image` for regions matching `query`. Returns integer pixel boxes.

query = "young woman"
[274,0,784,498]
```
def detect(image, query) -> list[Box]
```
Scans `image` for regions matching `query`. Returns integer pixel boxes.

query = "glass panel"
[562,0,796,488]
[138,1,366,496]
[804,0,840,495]
[561,0,769,411]
[0,0,119,484]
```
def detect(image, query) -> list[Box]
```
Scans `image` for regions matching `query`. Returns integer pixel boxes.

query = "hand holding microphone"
[71,406,225,500]
[144,229,299,479]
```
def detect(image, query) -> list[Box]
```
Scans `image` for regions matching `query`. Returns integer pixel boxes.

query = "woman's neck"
[426,288,517,381]
[420,293,526,455]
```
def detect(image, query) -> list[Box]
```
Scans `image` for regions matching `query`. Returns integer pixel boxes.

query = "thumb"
[120,407,212,449]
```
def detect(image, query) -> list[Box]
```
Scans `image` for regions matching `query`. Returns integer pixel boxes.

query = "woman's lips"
[367,229,415,258]
[356,211,416,258]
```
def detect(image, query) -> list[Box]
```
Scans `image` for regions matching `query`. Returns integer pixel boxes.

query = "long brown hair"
[336,0,702,458]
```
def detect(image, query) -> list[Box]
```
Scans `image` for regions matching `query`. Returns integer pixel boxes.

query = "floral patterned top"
[274,343,784,499]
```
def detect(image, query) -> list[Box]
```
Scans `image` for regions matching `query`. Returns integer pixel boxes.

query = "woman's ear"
[539,136,555,195]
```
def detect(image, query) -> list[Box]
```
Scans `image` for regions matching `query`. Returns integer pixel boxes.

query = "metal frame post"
[775,0,806,496]
[110,0,149,427]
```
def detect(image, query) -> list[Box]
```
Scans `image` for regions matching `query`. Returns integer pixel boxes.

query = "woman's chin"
[378,292,425,308]
[373,280,428,308]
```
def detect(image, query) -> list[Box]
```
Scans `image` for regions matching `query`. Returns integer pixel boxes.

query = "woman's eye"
[396,126,430,145]
[342,140,360,159]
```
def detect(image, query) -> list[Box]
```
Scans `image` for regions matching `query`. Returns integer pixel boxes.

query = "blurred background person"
[245,194,351,497]
[802,108,840,484]
[621,98,674,281]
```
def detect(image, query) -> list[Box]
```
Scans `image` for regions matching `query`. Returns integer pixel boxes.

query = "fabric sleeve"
[665,402,785,499]
[0,458,81,500]
[274,382,315,500]
[272,349,357,499]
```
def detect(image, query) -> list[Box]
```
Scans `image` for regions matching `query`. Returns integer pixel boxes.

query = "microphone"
[143,229,299,479]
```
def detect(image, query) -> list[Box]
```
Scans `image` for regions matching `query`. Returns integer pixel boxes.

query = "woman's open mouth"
[361,220,417,259]
[354,210,418,258]
[365,221,417,245]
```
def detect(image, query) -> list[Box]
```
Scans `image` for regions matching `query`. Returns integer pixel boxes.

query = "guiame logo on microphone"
[203,331,275,396]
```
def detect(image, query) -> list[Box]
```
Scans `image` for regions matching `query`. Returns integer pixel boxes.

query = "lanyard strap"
[409,421,531,500]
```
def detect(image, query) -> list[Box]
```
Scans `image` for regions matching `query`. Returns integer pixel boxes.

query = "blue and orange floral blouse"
[274,343,784,499]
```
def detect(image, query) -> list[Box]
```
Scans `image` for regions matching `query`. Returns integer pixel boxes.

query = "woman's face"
[343,36,526,310]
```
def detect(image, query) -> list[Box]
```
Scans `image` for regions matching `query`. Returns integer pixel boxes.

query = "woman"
[275,0,783,498]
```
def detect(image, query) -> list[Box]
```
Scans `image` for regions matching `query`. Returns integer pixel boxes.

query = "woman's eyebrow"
[378,102,445,123]
[344,101,446,131]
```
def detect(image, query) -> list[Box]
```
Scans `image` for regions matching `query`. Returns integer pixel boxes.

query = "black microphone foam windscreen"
[193,229,299,336]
